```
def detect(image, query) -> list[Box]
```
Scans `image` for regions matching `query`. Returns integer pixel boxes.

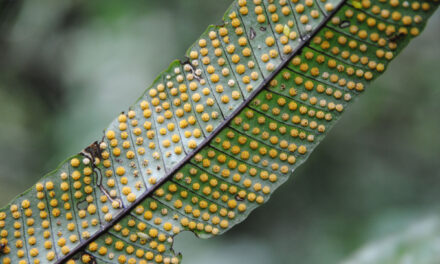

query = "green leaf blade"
[0,0,438,263]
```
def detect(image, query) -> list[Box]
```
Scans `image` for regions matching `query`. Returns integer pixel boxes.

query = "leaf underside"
[0,0,438,263]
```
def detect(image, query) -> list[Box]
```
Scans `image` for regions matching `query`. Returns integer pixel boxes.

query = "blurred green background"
[0,1,439,263]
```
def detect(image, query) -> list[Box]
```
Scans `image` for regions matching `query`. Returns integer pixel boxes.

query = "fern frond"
[0,0,438,263]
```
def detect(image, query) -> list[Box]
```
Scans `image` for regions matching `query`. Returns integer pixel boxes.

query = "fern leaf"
[0,0,438,263]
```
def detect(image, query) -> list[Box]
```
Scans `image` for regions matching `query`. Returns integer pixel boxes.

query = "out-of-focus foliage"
[342,216,440,264]
[0,1,439,263]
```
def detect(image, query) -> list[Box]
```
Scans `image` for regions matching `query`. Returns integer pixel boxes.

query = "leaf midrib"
[57,1,348,263]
